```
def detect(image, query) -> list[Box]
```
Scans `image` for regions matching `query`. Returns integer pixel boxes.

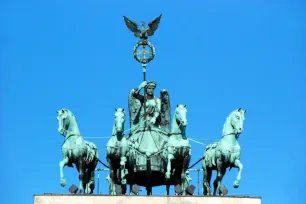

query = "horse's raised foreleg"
[233,159,243,188]
[202,159,212,195]
[59,157,69,187]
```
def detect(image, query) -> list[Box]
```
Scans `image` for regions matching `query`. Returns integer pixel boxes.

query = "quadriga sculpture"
[202,108,246,196]
[106,108,129,195]
[164,104,191,195]
[57,108,99,194]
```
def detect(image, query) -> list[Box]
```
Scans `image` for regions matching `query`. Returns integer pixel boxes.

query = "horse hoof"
[60,178,66,187]
[233,180,240,188]
[85,188,90,194]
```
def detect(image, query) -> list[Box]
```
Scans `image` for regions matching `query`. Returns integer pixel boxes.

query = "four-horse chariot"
[56,14,247,197]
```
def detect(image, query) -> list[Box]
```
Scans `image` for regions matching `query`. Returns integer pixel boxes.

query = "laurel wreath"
[133,40,156,64]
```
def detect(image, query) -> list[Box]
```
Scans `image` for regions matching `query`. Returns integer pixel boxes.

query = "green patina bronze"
[126,81,171,195]
[55,15,249,196]
[57,108,99,194]
[164,104,191,195]
[123,15,161,64]
[202,108,246,196]
[123,14,162,40]
[106,108,129,195]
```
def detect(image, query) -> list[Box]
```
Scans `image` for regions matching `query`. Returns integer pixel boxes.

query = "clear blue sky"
[0,1,305,204]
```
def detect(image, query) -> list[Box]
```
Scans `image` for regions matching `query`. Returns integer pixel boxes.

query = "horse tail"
[85,142,99,164]
[95,147,99,161]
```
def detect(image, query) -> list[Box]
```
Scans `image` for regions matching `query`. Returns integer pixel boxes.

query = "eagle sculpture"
[123,14,162,40]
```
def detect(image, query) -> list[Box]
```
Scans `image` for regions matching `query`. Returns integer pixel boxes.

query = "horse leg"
[146,185,152,195]
[166,183,170,195]
[83,169,89,194]
[165,153,174,180]
[120,155,128,193]
[129,171,138,195]
[202,159,212,195]
[90,160,98,193]
[129,184,133,195]
[86,160,97,194]
[165,168,171,195]
[218,168,226,196]
[213,154,222,196]
[233,159,243,188]
[213,163,226,196]
[128,173,133,195]
[106,174,111,194]
[181,156,190,195]
[207,168,212,195]
[121,168,128,195]
[59,157,69,187]
[77,157,85,194]
[110,160,118,195]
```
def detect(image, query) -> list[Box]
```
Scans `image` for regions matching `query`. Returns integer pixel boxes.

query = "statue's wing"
[158,89,171,133]
[147,14,162,36]
[128,89,142,130]
[123,16,141,37]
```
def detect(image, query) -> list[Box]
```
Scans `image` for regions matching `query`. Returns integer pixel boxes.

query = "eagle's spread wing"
[123,16,141,37]
[147,14,162,36]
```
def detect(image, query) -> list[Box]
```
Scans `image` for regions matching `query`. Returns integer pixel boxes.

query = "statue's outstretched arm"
[132,81,147,102]
[132,88,144,102]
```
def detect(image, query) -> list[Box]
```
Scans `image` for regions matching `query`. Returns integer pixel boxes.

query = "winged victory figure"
[128,81,171,134]
[123,14,162,40]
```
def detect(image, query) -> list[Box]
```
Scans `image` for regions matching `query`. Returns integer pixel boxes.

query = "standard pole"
[142,64,147,126]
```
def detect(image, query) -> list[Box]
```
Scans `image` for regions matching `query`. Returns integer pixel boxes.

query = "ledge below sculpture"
[34,195,261,204]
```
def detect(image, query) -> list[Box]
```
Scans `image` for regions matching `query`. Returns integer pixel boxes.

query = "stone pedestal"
[34,195,261,204]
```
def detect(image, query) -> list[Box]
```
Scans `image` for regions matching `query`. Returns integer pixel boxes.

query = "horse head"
[57,108,70,135]
[229,108,246,135]
[175,104,188,127]
[114,108,125,135]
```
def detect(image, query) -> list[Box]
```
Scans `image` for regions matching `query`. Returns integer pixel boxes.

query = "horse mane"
[222,109,237,135]
[63,108,74,117]
[61,108,80,135]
